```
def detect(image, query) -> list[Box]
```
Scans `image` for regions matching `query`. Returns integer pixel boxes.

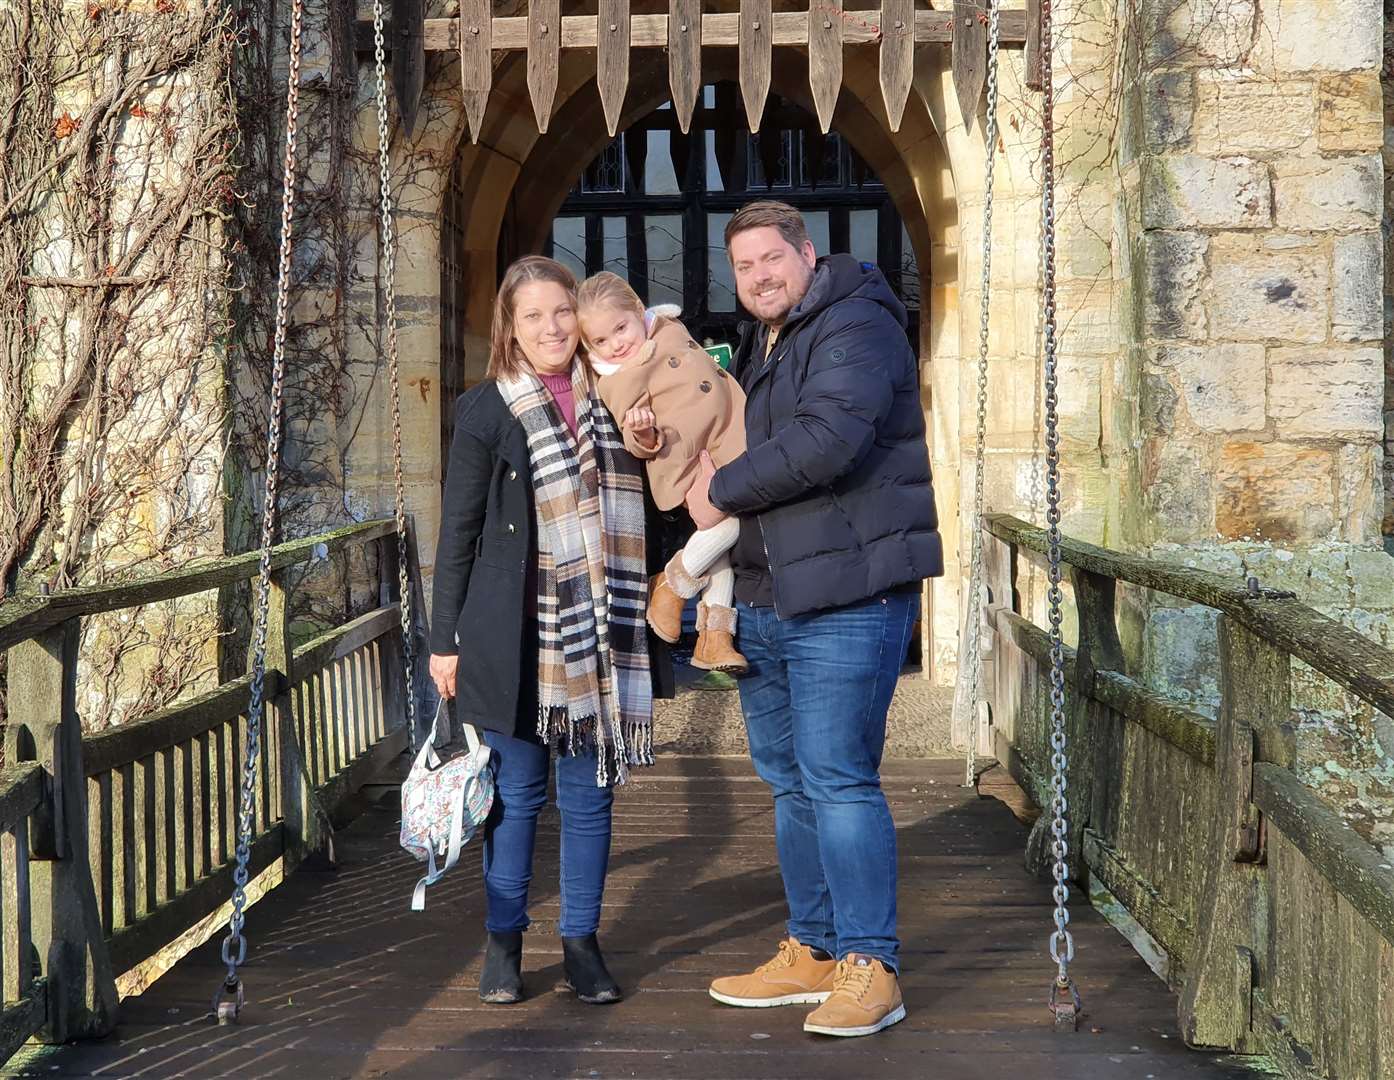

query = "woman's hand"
[622,406,656,437]
[430,653,459,700]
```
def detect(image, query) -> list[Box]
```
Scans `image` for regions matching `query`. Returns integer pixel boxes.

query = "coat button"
[716,367,727,378]
[688,339,698,348]
[508,469,517,481]
[507,523,516,534]
[668,356,681,368]
[699,380,712,394]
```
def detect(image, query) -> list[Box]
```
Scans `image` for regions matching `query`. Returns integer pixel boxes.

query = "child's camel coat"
[595,316,747,512]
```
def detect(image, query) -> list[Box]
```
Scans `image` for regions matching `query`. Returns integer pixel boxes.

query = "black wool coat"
[429,380,672,737]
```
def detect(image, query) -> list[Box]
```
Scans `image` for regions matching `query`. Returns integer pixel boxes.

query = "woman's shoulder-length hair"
[487,255,591,382]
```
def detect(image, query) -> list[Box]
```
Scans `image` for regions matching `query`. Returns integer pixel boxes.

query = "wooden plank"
[81,670,283,777]
[2,826,31,1002]
[738,0,773,132]
[1092,669,1215,766]
[1177,616,1277,1052]
[291,605,400,680]
[879,0,914,131]
[667,0,701,134]
[597,0,630,137]
[88,774,111,934]
[0,981,46,1063]
[458,0,491,143]
[390,0,424,137]
[527,0,560,134]
[0,519,395,654]
[105,826,283,976]
[1024,0,1043,91]
[1083,828,1192,974]
[0,766,43,837]
[952,0,987,130]
[808,0,842,133]
[353,10,1031,52]
[1254,763,1394,946]
[986,514,1394,726]
[112,764,133,931]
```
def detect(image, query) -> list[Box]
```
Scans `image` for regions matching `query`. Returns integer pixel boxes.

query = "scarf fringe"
[538,704,655,787]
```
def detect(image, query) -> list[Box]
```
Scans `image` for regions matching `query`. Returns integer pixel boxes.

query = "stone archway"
[381,40,1044,690]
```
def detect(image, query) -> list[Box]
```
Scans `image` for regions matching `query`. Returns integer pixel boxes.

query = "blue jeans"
[736,592,918,971]
[481,728,614,938]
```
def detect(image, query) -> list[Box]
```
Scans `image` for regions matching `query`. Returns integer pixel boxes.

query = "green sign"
[704,343,733,370]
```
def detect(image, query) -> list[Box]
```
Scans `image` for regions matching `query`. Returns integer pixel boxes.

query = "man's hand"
[685,450,724,530]
[430,653,458,700]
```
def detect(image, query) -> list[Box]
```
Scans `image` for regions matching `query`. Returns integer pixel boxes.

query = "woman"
[428,256,654,1006]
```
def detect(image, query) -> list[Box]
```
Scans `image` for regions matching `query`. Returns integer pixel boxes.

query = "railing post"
[1072,567,1124,876]
[5,619,118,1042]
[269,576,323,868]
[1178,614,1281,1051]
[979,527,1015,757]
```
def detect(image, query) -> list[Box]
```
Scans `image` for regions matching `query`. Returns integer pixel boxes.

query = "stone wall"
[1118,0,1393,850]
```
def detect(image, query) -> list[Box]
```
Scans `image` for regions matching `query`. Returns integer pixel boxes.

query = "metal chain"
[214,0,306,1023]
[959,0,1002,789]
[372,0,418,746]
[1039,0,1081,1028]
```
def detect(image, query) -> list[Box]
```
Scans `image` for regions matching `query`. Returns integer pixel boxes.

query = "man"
[685,201,942,1037]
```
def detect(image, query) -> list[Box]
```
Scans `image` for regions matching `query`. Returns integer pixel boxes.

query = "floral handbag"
[399,699,494,910]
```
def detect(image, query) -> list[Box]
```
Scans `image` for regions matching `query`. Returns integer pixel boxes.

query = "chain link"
[958,0,1002,789]
[214,0,306,1019]
[372,0,418,747]
[1038,0,1078,1013]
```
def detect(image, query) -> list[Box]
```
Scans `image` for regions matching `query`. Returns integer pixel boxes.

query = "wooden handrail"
[0,764,44,836]
[985,513,1394,722]
[0,518,397,653]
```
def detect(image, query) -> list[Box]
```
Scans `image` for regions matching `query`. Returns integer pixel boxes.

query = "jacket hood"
[785,253,908,331]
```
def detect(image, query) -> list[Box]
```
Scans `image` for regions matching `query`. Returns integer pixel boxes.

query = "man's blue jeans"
[481,728,614,938]
[736,592,918,971]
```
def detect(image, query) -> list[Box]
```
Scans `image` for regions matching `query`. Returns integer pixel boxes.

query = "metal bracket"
[1049,976,1082,1031]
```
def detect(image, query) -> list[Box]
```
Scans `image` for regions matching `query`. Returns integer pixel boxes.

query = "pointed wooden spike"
[390,0,425,137]
[597,0,630,137]
[808,0,842,133]
[952,0,988,131]
[879,0,914,132]
[1025,0,1044,91]
[738,0,772,132]
[668,0,702,133]
[459,0,491,144]
[527,0,560,134]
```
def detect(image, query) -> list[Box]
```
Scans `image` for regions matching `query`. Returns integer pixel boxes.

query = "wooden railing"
[980,514,1394,1080]
[0,518,424,1060]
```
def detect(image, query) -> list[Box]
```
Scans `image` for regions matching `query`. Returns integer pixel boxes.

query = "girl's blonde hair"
[488,256,581,381]
[576,271,645,324]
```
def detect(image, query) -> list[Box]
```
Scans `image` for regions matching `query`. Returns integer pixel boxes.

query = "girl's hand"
[430,653,459,700]
[623,406,657,435]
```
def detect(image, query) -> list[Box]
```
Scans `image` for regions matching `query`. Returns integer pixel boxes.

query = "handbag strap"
[412,698,487,774]
[410,760,471,911]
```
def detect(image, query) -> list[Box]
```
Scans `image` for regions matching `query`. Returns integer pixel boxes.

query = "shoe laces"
[758,939,801,974]
[832,957,876,1001]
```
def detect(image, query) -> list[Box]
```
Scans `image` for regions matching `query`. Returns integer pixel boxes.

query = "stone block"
[1142,154,1271,230]
[1144,0,1258,70]
[1142,603,1220,705]
[1347,546,1394,609]
[1332,231,1383,342]
[1206,233,1328,344]
[1144,440,1214,541]
[1143,231,1207,340]
[1318,73,1384,152]
[1255,0,1383,73]
[1268,347,1383,437]
[1143,69,1194,152]
[1216,442,1337,542]
[1338,442,1383,543]
[1194,75,1316,155]
[1273,155,1382,232]
[1155,343,1267,432]
[1141,372,1178,436]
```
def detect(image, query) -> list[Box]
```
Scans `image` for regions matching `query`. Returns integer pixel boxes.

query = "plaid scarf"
[497,362,653,785]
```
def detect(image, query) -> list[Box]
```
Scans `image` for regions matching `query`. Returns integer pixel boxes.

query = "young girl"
[576,272,747,676]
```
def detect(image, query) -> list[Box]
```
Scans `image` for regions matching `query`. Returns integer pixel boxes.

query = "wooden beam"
[952,0,987,130]
[528,0,560,133]
[808,0,843,133]
[879,0,914,131]
[597,0,630,136]
[459,0,491,143]
[739,0,773,132]
[389,0,424,136]
[668,0,702,134]
[353,10,1030,54]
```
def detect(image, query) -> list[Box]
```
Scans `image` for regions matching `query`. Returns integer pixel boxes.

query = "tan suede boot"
[691,603,748,675]
[647,552,705,644]
[802,954,906,1037]
[708,938,836,1007]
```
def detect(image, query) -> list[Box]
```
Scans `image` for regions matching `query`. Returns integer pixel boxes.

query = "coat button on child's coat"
[668,356,680,368]
[699,381,712,394]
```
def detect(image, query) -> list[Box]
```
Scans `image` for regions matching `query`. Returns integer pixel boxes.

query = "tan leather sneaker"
[802,954,906,1037]
[709,938,836,1008]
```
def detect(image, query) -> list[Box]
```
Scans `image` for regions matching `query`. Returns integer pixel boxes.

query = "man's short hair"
[724,200,811,254]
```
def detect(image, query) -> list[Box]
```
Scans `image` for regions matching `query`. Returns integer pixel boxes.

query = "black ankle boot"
[561,933,622,1004]
[479,930,523,1004]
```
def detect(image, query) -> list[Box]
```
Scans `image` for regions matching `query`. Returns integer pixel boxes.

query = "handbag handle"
[416,699,484,773]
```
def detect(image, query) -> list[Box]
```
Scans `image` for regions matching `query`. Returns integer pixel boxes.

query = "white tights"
[675,516,740,610]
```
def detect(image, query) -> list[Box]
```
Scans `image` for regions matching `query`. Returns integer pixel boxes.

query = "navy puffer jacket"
[710,254,943,618]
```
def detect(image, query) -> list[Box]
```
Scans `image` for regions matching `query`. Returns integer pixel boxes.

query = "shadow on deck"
[8,758,1258,1079]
